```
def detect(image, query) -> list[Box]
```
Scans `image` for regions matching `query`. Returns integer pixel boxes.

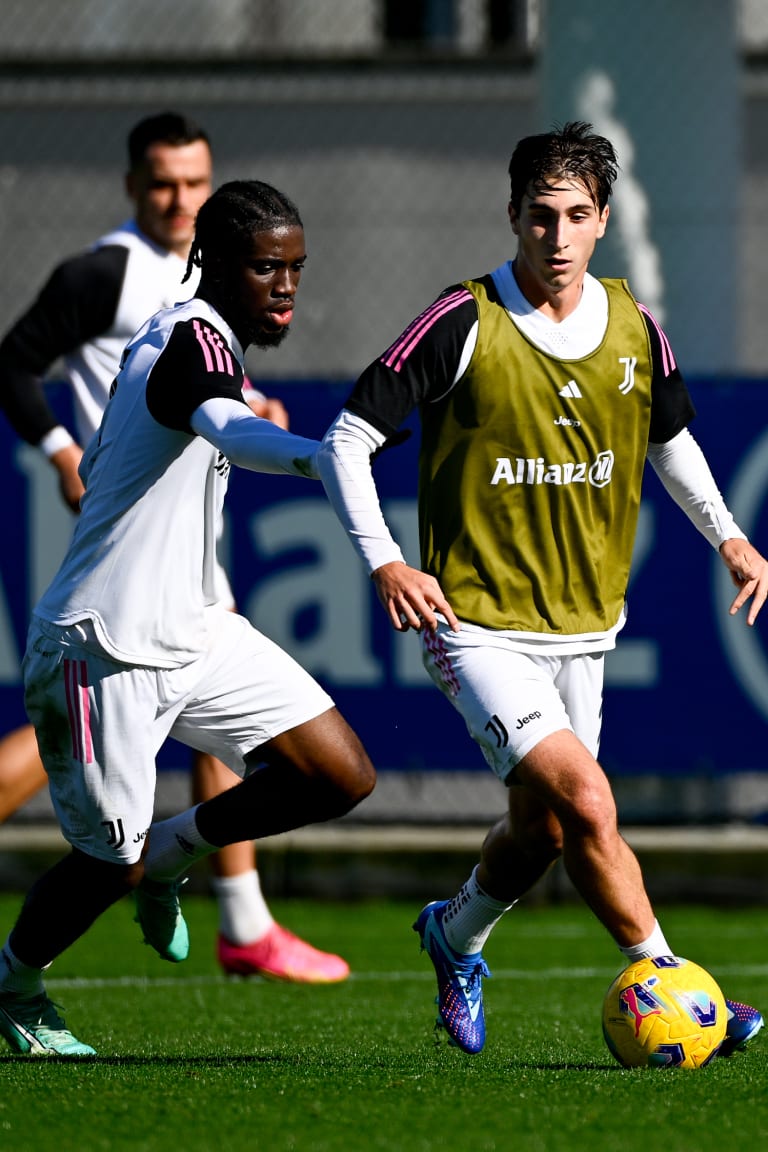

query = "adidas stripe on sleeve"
[146,316,248,433]
[346,285,479,435]
[640,303,696,444]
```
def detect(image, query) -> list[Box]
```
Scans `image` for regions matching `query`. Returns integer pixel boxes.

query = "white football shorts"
[23,607,333,863]
[421,623,604,784]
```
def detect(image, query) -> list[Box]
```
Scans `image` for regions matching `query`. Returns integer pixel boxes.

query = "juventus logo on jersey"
[618,356,637,394]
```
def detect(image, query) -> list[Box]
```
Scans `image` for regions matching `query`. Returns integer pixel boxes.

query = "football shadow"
[508,1058,621,1072]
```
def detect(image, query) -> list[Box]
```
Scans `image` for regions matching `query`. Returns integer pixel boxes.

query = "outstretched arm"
[190,397,319,478]
[647,428,768,624]
[242,381,290,430]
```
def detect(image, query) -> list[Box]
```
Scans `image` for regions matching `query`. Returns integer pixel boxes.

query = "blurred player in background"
[318,122,767,1056]
[0,111,349,984]
[0,178,375,1057]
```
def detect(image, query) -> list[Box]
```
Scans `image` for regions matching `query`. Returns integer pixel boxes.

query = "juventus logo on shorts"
[484,714,509,749]
[102,818,125,849]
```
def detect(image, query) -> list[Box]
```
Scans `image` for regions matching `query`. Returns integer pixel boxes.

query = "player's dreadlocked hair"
[183,180,303,283]
[508,121,619,215]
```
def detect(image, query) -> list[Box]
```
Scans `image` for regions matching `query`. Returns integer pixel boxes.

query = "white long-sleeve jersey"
[33,297,318,668]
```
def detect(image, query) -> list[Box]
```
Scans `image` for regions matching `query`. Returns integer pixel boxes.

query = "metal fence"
[0,0,766,379]
[1,0,766,61]
[2,2,768,832]
[0,1,539,61]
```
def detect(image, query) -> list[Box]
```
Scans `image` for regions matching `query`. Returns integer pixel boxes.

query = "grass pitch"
[0,894,766,1152]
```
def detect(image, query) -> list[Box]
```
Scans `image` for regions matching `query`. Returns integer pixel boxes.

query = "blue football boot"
[413,900,491,1054]
[719,999,764,1057]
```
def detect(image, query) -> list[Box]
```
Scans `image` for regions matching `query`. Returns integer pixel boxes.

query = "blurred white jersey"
[64,219,198,445]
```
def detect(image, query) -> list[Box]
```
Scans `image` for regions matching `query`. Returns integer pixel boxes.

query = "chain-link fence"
[0,1,766,379]
[0,1,539,61]
[1,2,768,832]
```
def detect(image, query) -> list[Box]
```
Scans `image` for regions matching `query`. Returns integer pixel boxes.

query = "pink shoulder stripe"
[637,303,676,376]
[192,319,234,375]
[381,289,472,373]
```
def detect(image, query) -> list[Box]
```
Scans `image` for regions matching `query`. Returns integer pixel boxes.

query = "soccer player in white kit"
[0,179,375,1056]
[0,112,350,984]
[317,123,768,1058]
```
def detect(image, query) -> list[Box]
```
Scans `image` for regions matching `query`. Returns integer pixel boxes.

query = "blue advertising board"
[0,378,767,780]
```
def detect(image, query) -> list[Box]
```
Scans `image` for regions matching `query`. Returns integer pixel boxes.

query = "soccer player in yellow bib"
[318,121,768,1057]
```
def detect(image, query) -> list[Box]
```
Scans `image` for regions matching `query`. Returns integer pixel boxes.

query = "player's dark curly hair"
[183,180,303,283]
[127,111,210,170]
[508,121,619,214]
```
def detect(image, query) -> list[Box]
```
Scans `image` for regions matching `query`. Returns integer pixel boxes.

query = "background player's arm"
[48,441,85,512]
[0,246,125,511]
[242,380,290,430]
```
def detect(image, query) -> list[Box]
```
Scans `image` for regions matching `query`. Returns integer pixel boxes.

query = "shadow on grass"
[0,1052,622,1073]
[507,1058,619,1072]
[0,1052,293,1066]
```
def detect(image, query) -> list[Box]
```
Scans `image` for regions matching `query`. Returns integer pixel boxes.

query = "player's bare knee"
[333,747,376,810]
[558,780,617,841]
[317,722,376,805]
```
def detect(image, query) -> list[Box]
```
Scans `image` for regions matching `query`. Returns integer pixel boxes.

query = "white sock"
[0,940,46,997]
[441,866,516,954]
[143,806,217,883]
[210,869,274,945]
[619,920,673,963]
